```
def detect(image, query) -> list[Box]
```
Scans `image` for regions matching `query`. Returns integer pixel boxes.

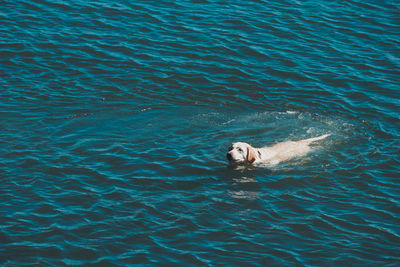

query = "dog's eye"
[237,148,243,152]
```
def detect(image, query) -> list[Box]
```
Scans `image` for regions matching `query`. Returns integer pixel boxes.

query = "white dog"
[227,134,330,166]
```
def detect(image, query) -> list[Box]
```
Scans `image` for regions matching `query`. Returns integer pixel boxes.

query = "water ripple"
[1,0,399,265]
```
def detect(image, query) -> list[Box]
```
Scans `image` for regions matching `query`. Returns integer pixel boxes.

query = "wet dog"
[227,134,330,166]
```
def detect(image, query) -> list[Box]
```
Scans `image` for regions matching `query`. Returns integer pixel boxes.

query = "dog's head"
[226,142,257,164]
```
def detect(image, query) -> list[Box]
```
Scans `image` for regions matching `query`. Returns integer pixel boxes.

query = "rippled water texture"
[1,0,399,265]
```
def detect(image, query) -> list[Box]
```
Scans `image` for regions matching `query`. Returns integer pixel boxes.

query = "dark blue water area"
[1,0,399,266]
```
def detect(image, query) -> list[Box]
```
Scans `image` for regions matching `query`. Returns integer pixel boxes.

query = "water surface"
[1,0,399,265]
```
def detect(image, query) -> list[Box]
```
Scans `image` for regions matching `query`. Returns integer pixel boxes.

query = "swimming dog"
[227,134,330,165]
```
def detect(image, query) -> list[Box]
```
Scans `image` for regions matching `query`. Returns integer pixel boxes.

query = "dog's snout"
[226,152,233,161]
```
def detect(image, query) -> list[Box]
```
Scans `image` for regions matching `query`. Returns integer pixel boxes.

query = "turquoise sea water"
[1,0,399,265]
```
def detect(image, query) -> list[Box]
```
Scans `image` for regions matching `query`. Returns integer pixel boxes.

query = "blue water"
[1,0,399,265]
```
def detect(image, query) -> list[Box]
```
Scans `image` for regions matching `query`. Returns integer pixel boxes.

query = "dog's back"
[260,134,330,165]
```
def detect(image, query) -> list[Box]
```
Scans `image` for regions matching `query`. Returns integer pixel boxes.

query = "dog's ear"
[246,146,256,164]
